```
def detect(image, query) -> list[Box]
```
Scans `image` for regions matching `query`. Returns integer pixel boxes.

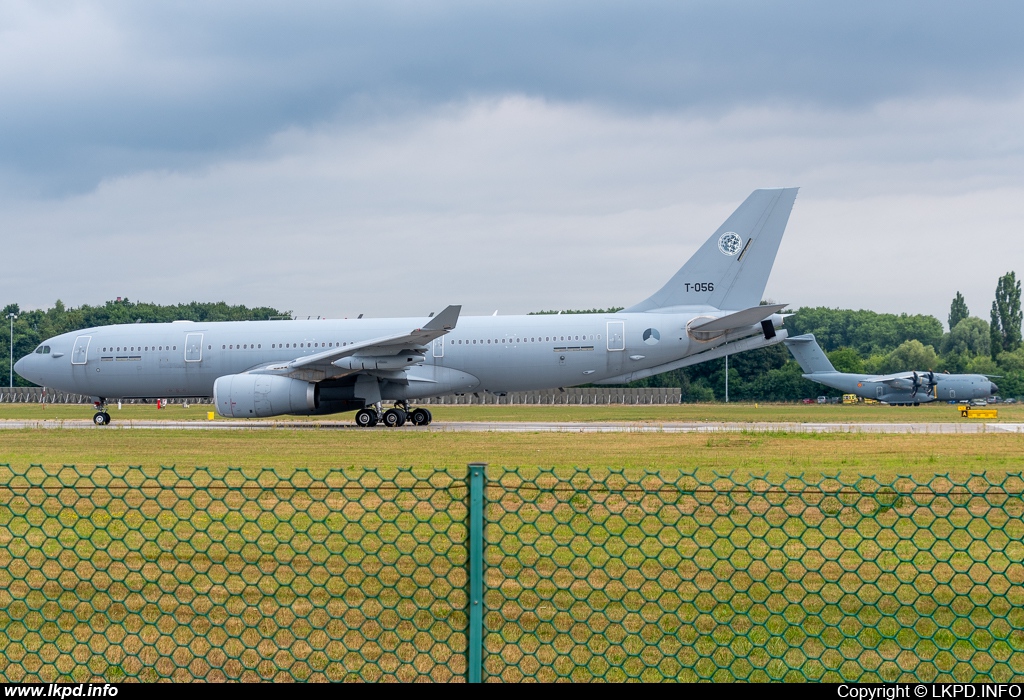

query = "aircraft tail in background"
[784,334,837,374]
[624,187,799,313]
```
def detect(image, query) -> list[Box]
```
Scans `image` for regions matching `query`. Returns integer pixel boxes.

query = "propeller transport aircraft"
[16,188,799,427]
[785,334,999,406]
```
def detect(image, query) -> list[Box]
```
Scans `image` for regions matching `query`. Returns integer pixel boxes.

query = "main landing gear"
[354,401,433,428]
[92,401,111,426]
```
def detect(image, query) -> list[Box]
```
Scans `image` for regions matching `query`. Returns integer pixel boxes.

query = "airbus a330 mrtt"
[16,188,799,426]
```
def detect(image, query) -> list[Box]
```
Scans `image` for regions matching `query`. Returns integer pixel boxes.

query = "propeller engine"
[910,370,937,398]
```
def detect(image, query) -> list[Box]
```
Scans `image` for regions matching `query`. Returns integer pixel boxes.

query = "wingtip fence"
[0,464,1022,682]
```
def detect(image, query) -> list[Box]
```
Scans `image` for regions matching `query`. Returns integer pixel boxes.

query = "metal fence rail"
[0,465,1021,683]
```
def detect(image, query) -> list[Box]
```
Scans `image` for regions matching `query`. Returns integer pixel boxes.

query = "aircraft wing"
[688,303,788,333]
[859,372,915,388]
[250,305,460,380]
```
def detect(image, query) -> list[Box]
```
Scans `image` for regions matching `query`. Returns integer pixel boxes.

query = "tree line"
[2,273,1021,400]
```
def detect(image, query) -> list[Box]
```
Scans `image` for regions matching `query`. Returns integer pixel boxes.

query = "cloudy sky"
[3,1,1024,326]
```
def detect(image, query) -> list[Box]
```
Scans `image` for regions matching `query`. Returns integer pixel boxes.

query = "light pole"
[7,313,16,389]
[724,354,729,403]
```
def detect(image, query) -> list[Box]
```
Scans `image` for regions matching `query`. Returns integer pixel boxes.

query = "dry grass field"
[1,424,1023,475]
[1,400,1023,424]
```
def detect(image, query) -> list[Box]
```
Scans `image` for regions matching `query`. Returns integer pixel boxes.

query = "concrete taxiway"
[0,419,1021,433]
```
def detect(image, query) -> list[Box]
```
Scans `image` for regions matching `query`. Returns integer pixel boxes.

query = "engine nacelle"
[213,374,318,418]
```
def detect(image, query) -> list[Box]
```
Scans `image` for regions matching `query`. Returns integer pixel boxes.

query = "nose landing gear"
[92,400,111,426]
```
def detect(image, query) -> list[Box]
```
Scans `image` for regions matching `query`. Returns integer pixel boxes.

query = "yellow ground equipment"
[958,405,998,418]
[842,394,858,404]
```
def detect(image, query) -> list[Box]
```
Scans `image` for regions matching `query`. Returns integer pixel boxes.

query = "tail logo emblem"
[718,232,742,256]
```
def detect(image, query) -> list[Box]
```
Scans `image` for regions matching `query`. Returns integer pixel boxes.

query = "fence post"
[467,462,486,683]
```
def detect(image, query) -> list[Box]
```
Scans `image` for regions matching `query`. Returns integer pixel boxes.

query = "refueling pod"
[214,374,318,418]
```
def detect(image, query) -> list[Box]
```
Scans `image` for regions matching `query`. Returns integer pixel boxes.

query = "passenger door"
[184,333,204,363]
[606,321,625,351]
[71,335,91,365]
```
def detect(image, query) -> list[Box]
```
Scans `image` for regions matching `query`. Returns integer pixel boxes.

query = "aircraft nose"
[991,383,999,395]
[13,354,31,382]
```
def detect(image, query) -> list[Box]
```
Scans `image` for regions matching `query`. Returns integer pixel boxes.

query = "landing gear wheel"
[383,409,407,427]
[355,409,378,427]
[410,408,432,426]
[93,412,110,426]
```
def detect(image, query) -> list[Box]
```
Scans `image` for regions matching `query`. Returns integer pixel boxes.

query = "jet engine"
[213,374,318,418]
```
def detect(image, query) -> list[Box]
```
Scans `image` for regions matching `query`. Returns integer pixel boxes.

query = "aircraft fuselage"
[801,371,996,404]
[16,311,781,410]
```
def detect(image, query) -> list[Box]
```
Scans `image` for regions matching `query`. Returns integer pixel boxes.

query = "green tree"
[786,307,943,356]
[940,316,990,358]
[948,291,969,330]
[990,271,1022,358]
[881,340,939,374]
[826,347,863,374]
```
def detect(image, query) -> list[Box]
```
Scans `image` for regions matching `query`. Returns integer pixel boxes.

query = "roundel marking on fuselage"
[643,328,661,345]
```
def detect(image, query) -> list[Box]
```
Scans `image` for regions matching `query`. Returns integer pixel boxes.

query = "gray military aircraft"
[785,334,998,405]
[16,188,799,426]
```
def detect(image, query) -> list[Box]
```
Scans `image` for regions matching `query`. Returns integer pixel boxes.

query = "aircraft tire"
[410,408,431,426]
[93,412,109,426]
[355,409,377,427]
[383,409,406,427]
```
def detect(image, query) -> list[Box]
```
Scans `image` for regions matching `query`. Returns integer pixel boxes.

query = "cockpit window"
[34,345,51,354]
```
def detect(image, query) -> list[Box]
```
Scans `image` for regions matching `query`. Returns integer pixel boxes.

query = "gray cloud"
[4,96,1023,326]
[4,1,1024,193]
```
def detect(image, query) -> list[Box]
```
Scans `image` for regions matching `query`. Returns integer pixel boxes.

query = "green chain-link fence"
[1,464,1022,682]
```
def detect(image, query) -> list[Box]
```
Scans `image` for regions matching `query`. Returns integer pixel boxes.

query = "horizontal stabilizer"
[689,303,788,333]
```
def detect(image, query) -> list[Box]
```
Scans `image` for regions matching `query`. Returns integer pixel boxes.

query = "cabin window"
[173,346,176,350]
[223,345,226,349]
[258,344,261,349]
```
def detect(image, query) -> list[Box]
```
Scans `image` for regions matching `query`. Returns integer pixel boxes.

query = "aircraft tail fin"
[784,334,836,374]
[623,187,799,312]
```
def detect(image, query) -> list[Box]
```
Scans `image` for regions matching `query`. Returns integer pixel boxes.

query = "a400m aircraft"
[15,188,799,427]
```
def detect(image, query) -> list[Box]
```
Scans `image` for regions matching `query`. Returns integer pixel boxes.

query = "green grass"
[1,400,1023,424]
[1,427,1023,475]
